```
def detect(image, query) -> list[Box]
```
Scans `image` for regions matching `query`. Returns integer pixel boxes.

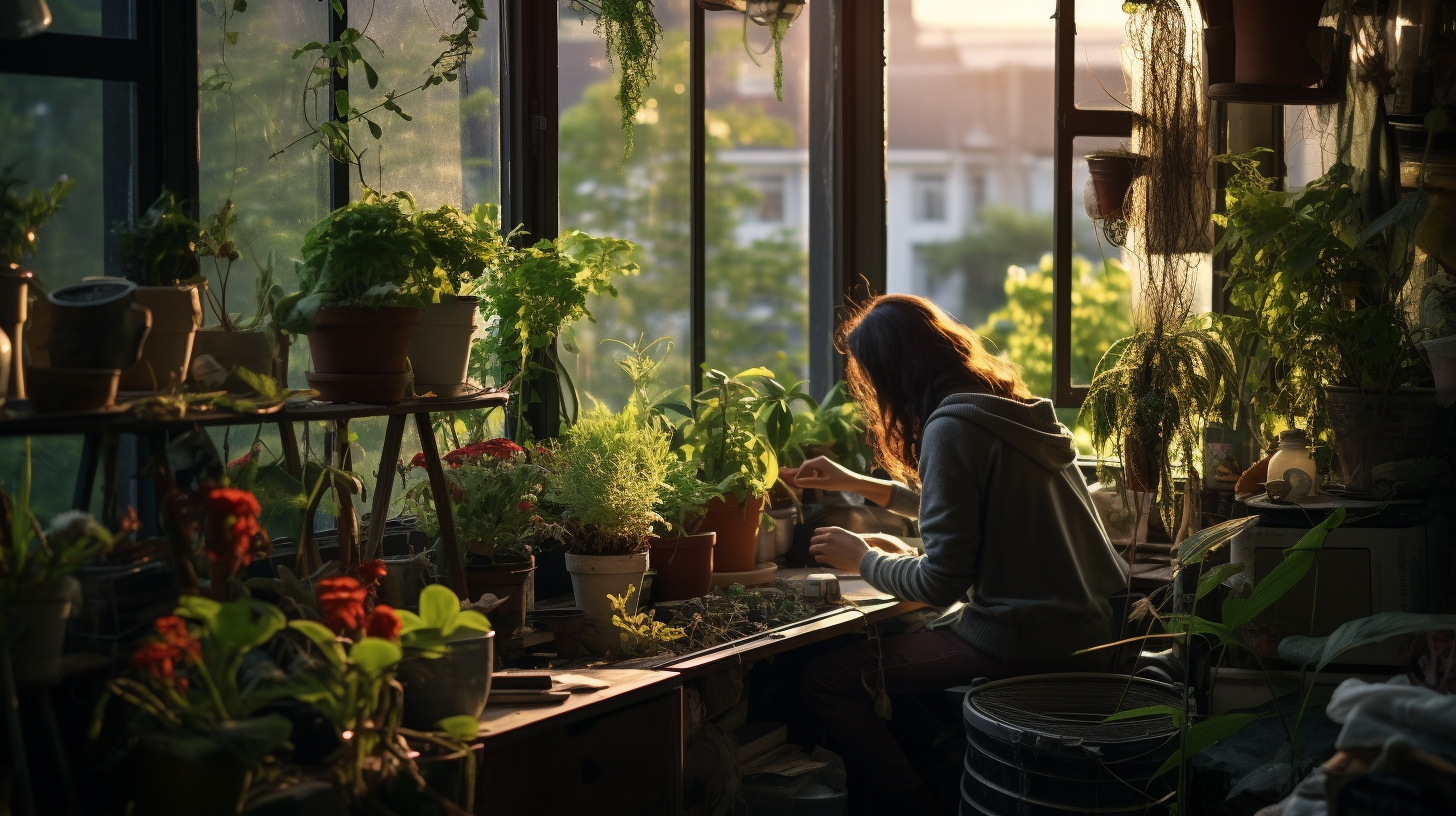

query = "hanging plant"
[744,0,803,102]
[573,0,664,162]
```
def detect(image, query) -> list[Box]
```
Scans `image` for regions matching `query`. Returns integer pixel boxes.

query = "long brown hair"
[838,294,1032,484]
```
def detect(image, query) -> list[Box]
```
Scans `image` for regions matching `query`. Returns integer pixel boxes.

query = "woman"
[786,294,1129,814]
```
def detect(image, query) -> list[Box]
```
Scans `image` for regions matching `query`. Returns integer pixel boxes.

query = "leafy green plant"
[396,583,494,657]
[114,190,206,287]
[1215,148,1431,439]
[546,408,673,554]
[0,441,119,604]
[677,367,781,502]
[603,335,692,434]
[414,202,503,297]
[610,584,684,657]
[273,0,487,177]
[781,381,875,473]
[1079,315,1235,533]
[571,0,663,162]
[655,453,721,537]
[273,189,447,334]
[0,171,72,268]
[472,222,639,439]
[196,199,281,332]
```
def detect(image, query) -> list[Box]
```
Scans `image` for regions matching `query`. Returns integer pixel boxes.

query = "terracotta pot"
[189,327,276,388]
[1085,153,1145,220]
[564,551,648,654]
[120,285,203,391]
[409,296,478,397]
[4,592,72,685]
[1229,0,1326,87]
[526,607,586,659]
[37,279,151,370]
[306,305,420,403]
[464,557,535,637]
[131,733,250,816]
[27,366,120,413]
[697,494,767,573]
[1325,386,1438,493]
[0,267,31,399]
[400,630,495,730]
[647,532,715,602]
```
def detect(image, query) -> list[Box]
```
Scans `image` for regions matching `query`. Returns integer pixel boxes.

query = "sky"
[912,0,1130,33]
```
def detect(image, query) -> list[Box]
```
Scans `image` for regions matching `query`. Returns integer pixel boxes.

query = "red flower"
[410,451,428,469]
[365,605,402,641]
[442,438,523,467]
[227,450,255,470]
[204,487,265,578]
[479,438,524,460]
[359,559,388,593]
[132,641,186,691]
[317,575,368,634]
[517,500,533,512]
[153,615,201,665]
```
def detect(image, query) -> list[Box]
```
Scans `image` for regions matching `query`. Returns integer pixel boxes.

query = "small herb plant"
[0,171,72,268]
[196,200,281,332]
[274,189,446,334]
[114,190,206,287]
[609,584,684,657]
[677,367,781,502]
[414,202,503,297]
[655,453,721,537]
[546,407,673,555]
[1214,148,1430,438]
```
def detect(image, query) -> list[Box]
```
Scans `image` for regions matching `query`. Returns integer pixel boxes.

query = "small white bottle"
[1267,429,1318,500]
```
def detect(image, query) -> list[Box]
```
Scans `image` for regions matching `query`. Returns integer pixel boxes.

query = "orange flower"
[205,487,265,578]
[131,641,186,692]
[153,615,201,665]
[365,604,402,641]
[359,559,388,593]
[317,575,367,634]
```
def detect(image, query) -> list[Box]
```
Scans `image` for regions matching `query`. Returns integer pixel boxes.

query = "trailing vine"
[268,0,487,184]
[571,0,664,162]
[743,0,802,102]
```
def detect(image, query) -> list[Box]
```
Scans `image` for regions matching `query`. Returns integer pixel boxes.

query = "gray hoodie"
[859,393,1130,662]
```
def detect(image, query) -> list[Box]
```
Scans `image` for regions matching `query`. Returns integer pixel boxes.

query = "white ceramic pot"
[408,296,479,397]
[768,507,797,558]
[6,590,73,685]
[120,285,202,391]
[564,551,647,654]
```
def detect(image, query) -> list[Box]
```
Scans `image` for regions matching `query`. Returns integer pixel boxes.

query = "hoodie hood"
[928,393,1077,471]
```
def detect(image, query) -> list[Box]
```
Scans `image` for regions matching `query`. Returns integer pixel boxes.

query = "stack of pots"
[28,279,152,413]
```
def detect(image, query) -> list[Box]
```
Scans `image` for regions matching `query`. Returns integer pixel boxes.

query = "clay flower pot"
[305,304,421,404]
[564,551,648,654]
[1085,153,1145,221]
[409,295,479,397]
[464,556,536,637]
[697,493,767,573]
[1228,0,1326,87]
[35,279,151,371]
[188,327,276,388]
[647,532,715,602]
[120,284,203,391]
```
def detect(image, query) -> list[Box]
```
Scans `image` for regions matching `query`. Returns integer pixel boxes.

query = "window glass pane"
[1284,105,1336,191]
[705,3,810,387]
[558,0,692,409]
[0,74,111,288]
[45,0,128,38]
[1071,136,1133,394]
[1074,1,1131,109]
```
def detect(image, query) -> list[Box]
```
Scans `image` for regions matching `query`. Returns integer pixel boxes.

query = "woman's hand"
[780,456,864,493]
[808,526,870,572]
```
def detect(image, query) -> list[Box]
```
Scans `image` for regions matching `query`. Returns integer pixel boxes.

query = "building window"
[911,173,948,222]
[968,171,988,218]
[752,173,787,223]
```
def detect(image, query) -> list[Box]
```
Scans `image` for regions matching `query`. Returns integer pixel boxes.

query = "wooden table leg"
[332,419,359,574]
[145,432,199,596]
[415,412,468,599]
[363,414,407,562]
[277,420,303,481]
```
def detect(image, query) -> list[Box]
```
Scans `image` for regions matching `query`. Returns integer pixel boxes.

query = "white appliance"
[1227,521,1450,667]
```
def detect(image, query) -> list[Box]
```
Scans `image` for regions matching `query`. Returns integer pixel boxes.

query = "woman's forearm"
[857,475,896,508]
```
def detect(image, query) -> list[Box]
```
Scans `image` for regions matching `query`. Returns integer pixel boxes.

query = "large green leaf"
[435,714,481,742]
[1196,563,1247,601]
[1279,612,1456,670]
[1103,704,1185,729]
[1222,508,1344,630]
[176,595,223,627]
[1152,713,1265,781]
[1176,516,1259,567]
[211,599,287,663]
[289,620,346,667]
[349,637,402,676]
[419,583,461,631]
[448,609,493,638]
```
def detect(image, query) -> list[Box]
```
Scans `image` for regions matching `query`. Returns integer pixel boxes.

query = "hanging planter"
[1202,0,1339,104]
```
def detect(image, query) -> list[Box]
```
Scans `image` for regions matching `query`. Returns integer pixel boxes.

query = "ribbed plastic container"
[960,674,1181,816]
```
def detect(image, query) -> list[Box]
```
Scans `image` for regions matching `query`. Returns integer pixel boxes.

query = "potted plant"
[114,190,207,392]
[1085,149,1146,222]
[395,583,495,731]
[188,200,281,389]
[0,171,71,400]
[1,483,120,684]
[103,598,294,816]
[403,437,558,636]
[1216,149,1435,492]
[545,408,673,653]
[647,453,721,603]
[1201,0,1329,94]
[408,203,499,397]
[274,189,444,404]
[678,367,780,573]
[473,228,639,440]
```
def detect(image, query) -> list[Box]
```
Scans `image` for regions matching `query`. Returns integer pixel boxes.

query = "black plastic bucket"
[960,673,1181,815]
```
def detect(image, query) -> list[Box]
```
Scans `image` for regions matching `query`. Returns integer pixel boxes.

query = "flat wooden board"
[475,668,681,744]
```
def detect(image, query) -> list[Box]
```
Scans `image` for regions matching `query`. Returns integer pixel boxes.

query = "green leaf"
[176,595,224,627]
[363,60,379,90]
[1152,713,1264,780]
[448,609,492,638]
[1195,562,1246,601]
[1357,190,1425,244]
[1176,516,1258,567]
[395,608,425,634]
[289,620,346,667]
[210,599,287,666]
[368,119,382,140]
[1103,704,1184,729]
[418,584,461,631]
[349,637,403,676]
[1279,611,1456,670]
[225,30,238,45]
[435,714,480,741]
[1222,508,1344,630]
[334,89,349,119]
